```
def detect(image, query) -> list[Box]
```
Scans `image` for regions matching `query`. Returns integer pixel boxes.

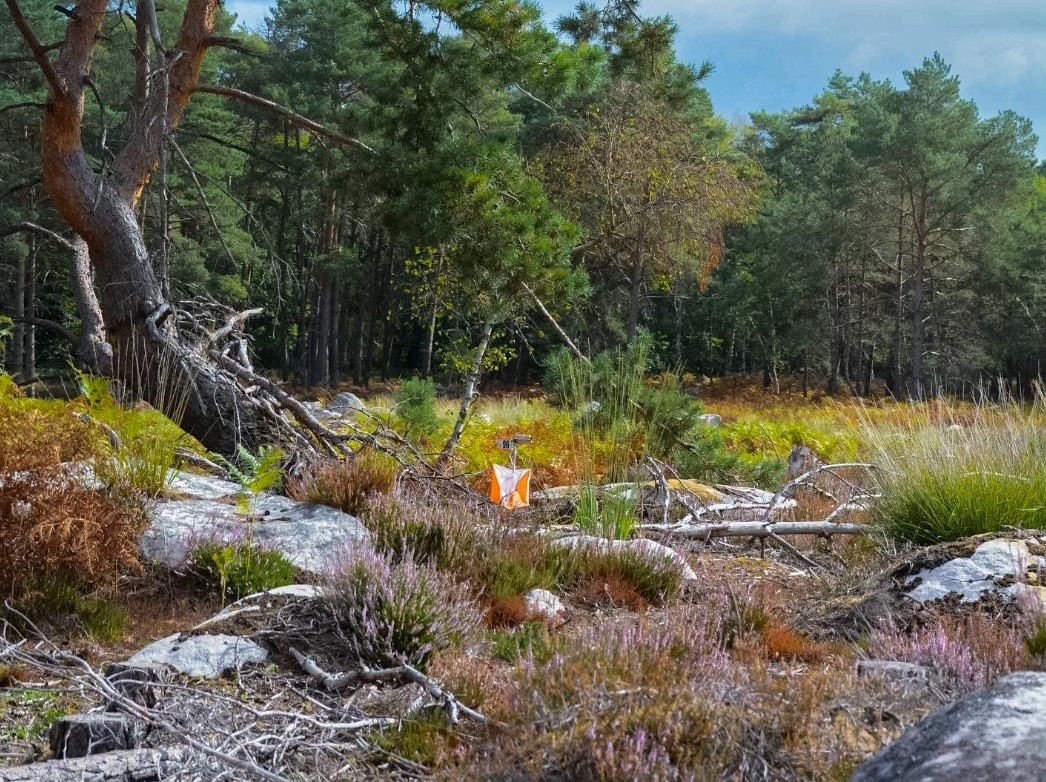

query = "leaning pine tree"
[3,0,372,457]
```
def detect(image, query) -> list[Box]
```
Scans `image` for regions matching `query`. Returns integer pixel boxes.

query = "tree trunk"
[22,0,285,457]
[11,245,25,380]
[23,235,36,383]
[439,316,495,465]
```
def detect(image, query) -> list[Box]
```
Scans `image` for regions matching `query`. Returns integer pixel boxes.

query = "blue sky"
[227,0,1045,159]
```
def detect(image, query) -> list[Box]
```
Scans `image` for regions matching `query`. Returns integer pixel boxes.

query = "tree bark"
[0,747,194,782]
[70,236,112,375]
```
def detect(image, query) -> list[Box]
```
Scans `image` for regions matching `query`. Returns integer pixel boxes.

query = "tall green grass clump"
[864,401,1046,545]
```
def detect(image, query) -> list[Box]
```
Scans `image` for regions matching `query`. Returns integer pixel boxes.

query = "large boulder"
[142,471,369,575]
[326,392,366,416]
[849,671,1046,782]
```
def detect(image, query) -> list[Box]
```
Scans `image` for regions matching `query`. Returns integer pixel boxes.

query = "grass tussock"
[863,400,1046,544]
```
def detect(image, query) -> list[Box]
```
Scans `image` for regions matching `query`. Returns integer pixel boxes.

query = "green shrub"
[1024,621,1046,660]
[12,574,128,642]
[217,444,284,515]
[188,536,296,603]
[78,374,191,497]
[544,333,704,479]
[395,377,442,442]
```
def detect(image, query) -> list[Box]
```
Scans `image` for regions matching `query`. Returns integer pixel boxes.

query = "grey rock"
[126,633,268,679]
[524,588,565,622]
[856,659,930,680]
[166,470,242,500]
[141,492,368,574]
[905,538,1046,604]
[326,392,366,415]
[50,713,138,758]
[698,413,722,427]
[552,535,698,580]
[849,671,1046,782]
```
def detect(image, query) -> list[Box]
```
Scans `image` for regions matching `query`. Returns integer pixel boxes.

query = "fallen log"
[640,520,871,539]
[0,746,194,782]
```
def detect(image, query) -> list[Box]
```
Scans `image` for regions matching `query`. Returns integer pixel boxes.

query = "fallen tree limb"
[640,520,871,540]
[289,647,501,727]
[0,747,194,782]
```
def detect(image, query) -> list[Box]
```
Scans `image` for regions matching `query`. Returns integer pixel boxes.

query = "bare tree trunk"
[439,316,495,466]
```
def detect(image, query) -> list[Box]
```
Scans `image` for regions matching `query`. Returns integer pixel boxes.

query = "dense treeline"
[1,0,1041,398]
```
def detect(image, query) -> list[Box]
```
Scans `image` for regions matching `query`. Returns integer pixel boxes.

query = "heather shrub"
[287,450,397,516]
[868,613,1031,690]
[187,530,296,603]
[325,544,482,669]
[0,402,145,595]
[361,492,485,571]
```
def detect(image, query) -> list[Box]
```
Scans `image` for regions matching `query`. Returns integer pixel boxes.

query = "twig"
[289,647,501,727]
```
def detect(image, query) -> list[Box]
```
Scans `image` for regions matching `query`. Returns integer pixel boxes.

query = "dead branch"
[0,747,194,782]
[763,462,876,521]
[194,85,375,153]
[521,281,588,364]
[289,647,501,727]
[641,520,871,540]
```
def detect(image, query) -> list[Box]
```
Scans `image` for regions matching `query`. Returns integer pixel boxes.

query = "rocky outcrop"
[849,671,1046,782]
[141,471,369,574]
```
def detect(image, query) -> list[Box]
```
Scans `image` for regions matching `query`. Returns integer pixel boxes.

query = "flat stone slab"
[141,490,368,574]
[849,671,1046,782]
[905,538,1046,604]
[126,633,268,679]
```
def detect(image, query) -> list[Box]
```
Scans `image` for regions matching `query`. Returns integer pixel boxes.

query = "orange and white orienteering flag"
[489,464,532,509]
